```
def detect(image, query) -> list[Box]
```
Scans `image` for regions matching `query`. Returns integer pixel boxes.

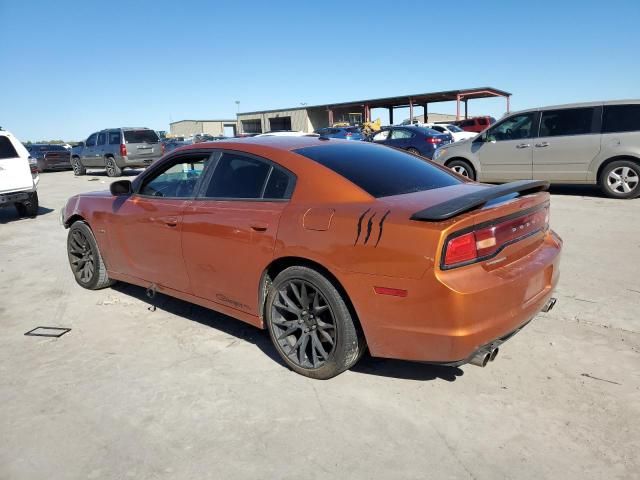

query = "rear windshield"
[293,142,460,198]
[123,130,159,144]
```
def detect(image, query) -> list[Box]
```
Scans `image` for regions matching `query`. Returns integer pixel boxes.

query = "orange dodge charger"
[62,137,562,379]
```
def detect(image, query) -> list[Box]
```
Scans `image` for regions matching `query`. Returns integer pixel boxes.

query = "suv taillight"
[442,206,549,268]
[120,143,127,157]
[426,137,442,144]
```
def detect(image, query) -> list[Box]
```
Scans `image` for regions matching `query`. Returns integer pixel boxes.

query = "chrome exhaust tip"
[542,297,557,313]
[489,347,499,362]
[469,350,491,367]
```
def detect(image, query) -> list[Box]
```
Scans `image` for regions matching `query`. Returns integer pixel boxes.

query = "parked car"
[453,116,496,133]
[433,100,640,198]
[163,138,191,154]
[424,124,477,142]
[61,137,561,379]
[26,144,72,172]
[71,128,163,177]
[0,128,40,217]
[315,126,364,140]
[369,125,453,158]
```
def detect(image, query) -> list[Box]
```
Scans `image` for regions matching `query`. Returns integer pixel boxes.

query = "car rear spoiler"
[411,180,550,221]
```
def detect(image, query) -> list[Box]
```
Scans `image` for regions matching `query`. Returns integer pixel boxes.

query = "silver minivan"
[433,100,640,198]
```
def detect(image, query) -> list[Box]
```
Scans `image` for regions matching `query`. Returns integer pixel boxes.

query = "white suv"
[0,128,40,217]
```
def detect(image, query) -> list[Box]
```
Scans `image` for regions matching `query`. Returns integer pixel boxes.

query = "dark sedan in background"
[26,144,72,172]
[370,125,453,158]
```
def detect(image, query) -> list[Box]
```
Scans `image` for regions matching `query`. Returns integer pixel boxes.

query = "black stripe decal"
[374,210,391,247]
[364,213,377,244]
[354,208,371,245]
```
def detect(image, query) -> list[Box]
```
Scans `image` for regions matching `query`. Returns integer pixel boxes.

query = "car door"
[386,128,414,150]
[95,132,107,167]
[474,112,536,182]
[106,152,212,293]
[533,106,601,182]
[181,151,295,315]
[82,133,98,166]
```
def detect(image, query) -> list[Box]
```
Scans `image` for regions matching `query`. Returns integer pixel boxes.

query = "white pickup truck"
[0,128,40,217]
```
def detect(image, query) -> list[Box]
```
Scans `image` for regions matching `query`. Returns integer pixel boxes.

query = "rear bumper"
[0,191,31,205]
[340,229,562,363]
[119,155,161,168]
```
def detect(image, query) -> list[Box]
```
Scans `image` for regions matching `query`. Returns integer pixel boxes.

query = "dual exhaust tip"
[469,347,499,367]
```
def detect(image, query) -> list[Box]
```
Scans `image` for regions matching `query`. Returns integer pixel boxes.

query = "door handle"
[535,142,549,148]
[516,143,530,149]
[164,217,178,227]
[250,222,268,232]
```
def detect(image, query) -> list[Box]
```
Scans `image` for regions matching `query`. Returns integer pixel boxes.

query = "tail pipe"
[469,347,499,367]
[542,297,557,313]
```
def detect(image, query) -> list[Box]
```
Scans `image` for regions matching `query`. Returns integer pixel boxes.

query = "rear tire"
[71,156,86,176]
[67,221,114,290]
[265,266,364,379]
[447,159,476,180]
[407,147,421,156]
[599,160,640,199]
[105,157,122,177]
[14,191,39,217]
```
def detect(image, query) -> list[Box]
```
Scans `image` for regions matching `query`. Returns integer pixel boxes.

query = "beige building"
[169,119,237,138]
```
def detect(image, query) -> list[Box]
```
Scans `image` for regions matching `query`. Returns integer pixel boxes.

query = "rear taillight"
[120,143,127,157]
[426,137,442,144]
[346,132,352,139]
[442,206,549,268]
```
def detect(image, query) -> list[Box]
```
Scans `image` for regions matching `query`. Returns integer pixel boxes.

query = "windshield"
[294,142,460,198]
[123,130,159,144]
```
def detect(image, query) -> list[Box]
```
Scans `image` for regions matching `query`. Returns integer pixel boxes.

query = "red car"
[62,137,561,379]
[453,116,497,133]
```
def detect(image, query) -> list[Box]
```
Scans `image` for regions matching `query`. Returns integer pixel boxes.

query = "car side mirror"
[110,179,132,196]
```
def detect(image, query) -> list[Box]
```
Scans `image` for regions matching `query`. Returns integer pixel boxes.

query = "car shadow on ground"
[0,206,54,224]
[111,282,464,382]
[548,184,606,197]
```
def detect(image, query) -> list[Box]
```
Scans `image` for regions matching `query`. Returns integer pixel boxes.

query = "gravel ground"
[1,171,638,480]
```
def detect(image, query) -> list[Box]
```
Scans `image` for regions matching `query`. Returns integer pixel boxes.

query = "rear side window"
[124,130,159,144]
[539,107,595,137]
[206,153,271,199]
[0,136,18,159]
[294,142,460,198]
[108,131,121,144]
[390,129,413,139]
[602,104,640,133]
[263,167,291,199]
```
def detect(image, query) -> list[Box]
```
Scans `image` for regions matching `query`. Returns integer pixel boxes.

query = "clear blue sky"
[1,0,638,141]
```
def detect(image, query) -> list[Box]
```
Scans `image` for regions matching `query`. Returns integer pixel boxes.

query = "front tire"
[447,159,476,180]
[105,157,122,177]
[265,266,364,379]
[67,221,114,290]
[599,160,640,199]
[71,156,86,176]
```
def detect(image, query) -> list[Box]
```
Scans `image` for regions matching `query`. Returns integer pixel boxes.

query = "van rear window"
[294,142,460,198]
[124,130,159,144]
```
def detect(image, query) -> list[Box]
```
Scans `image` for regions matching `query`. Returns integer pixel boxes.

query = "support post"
[388,107,394,125]
[409,98,414,125]
[456,94,461,120]
[328,108,334,127]
[423,103,428,123]
[506,96,511,114]
[464,99,468,119]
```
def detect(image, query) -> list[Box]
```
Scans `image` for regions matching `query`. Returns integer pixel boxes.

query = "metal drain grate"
[24,327,71,338]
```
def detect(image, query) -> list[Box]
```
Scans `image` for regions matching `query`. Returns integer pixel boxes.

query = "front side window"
[0,136,18,159]
[97,132,106,146]
[459,120,473,127]
[486,113,534,142]
[205,153,271,199]
[140,155,209,198]
[86,134,97,147]
[539,107,594,137]
[108,131,121,144]
[390,129,413,139]
[602,104,640,133]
